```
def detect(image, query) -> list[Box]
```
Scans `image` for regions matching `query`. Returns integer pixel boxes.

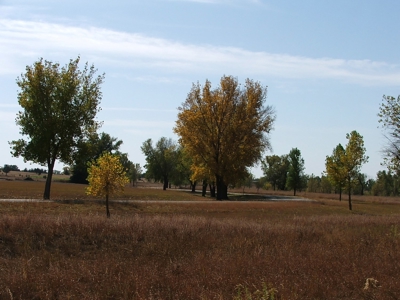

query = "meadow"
[0,179,400,299]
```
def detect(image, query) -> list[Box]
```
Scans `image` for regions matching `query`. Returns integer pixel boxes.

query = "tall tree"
[378,95,400,172]
[342,131,369,210]
[320,174,333,194]
[174,75,275,200]
[325,144,346,200]
[141,137,179,190]
[261,154,289,190]
[9,57,104,199]
[372,170,394,196]
[86,153,129,218]
[307,174,321,193]
[286,148,305,196]
[128,163,143,186]
[172,146,196,190]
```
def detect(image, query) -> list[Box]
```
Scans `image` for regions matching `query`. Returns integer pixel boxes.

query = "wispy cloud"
[0,19,399,86]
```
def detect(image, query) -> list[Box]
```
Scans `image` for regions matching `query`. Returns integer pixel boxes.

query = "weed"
[234,283,278,300]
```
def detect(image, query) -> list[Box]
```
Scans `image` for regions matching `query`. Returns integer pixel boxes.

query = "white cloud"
[0,19,400,86]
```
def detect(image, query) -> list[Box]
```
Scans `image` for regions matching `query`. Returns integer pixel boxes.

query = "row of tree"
[0,164,20,176]
[68,131,142,186]
[7,56,400,205]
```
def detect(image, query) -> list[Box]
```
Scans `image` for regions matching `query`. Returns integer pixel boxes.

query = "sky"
[1,0,400,179]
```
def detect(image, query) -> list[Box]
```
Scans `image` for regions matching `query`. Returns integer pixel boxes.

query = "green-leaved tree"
[261,154,289,190]
[286,148,305,196]
[325,144,346,200]
[141,137,179,190]
[9,57,104,199]
[378,95,400,172]
[342,131,368,210]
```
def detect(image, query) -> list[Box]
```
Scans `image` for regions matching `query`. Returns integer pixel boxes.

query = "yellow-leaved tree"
[325,144,346,201]
[86,152,129,218]
[174,75,275,200]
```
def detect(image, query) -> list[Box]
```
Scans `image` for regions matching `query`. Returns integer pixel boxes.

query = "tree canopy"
[262,154,289,191]
[378,95,400,172]
[174,75,275,200]
[70,132,124,184]
[342,130,368,210]
[9,57,104,199]
[86,153,129,218]
[128,163,143,186]
[325,143,346,200]
[286,148,305,196]
[141,137,179,190]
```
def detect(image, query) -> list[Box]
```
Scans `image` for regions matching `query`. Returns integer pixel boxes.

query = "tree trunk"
[43,160,55,200]
[106,194,110,218]
[348,188,352,211]
[163,176,168,190]
[209,183,216,198]
[293,187,297,196]
[202,180,207,197]
[216,175,228,200]
[191,181,197,193]
[339,187,342,201]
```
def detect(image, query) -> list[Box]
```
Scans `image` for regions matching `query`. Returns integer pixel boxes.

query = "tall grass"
[0,201,399,299]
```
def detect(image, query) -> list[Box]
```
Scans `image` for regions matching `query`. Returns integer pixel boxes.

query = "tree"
[174,146,198,191]
[174,75,275,200]
[307,174,321,193]
[320,174,333,194]
[342,131,369,210]
[190,164,216,197]
[141,137,179,190]
[70,132,124,184]
[9,57,104,199]
[128,163,143,186]
[372,170,394,196]
[236,173,254,194]
[378,95,400,172]
[63,166,70,175]
[2,165,11,176]
[325,144,346,200]
[254,177,267,193]
[261,154,289,190]
[286,148,305,196]
[86,153,129,218]
[354,173,368,195]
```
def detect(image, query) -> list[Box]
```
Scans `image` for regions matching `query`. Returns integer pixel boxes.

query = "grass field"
[0,170,70,182]
[0,180,400,299]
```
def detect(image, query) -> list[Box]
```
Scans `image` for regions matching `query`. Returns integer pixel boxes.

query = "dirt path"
[0,195,314,203]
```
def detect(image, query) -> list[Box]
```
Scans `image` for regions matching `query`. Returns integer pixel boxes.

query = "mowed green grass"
[1,180,400,299]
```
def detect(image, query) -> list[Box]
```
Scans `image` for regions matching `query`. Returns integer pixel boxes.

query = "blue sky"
[1,0,400,178]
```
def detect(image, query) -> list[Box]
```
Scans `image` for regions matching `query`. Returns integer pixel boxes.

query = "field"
[1,180,400,299]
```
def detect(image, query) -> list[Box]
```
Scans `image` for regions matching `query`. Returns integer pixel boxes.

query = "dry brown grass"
[1,182,400,299]
[0,170,70,182]
[0,180,205,201]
